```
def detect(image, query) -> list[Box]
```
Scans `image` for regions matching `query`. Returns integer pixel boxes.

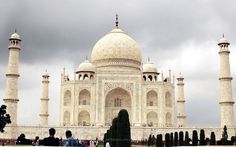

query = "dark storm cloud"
[0,0,110,64]
[1,0,236,125]
[1,0,236,65]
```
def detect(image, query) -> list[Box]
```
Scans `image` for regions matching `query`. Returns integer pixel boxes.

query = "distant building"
[1,16,235,140]
[59,16,178,128]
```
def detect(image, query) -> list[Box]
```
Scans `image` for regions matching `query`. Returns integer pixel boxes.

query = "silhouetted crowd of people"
[15,128,98,146]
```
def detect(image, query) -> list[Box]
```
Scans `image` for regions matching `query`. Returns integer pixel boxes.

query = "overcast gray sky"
[0,0,235,126]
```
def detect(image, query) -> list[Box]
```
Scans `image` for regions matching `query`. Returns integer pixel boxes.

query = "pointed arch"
[147,111,158,127]
[148,75,152,81]
[79,74,82,80]
[143,75,146,81]
[90,75,94,80]
[78,110,90,126]
[146,90,158,106]
[166,112,172,127]
[105,87,131,107]
[105,87,131,124]
[154,76,157,81]
[63,111,70,125]
[64,90,71,106]
[84,74,89,80]
[79,89,91,105]
[165,91,172,107]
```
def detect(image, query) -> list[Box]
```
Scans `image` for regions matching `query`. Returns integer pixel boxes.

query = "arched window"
[114,98,121,107]
[165,92,172,107]
[166,112,172,127]
[79,89,91,105]
[105,88,131,124]
[148,75,152,81]
[84,74,89,80]
[154,76,157,81]
[79,74,82,80]
[64,111,70,125]
[90,75,94,80]
[147,111,158,127]
[143,75,146,81]
[82,100,86,105]
[78,111,90,126]
[147,90,158,106]
[64,90,71,106]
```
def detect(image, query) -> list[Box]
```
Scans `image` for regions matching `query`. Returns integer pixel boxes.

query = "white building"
[1,17,235,140]
[59,20,177,128]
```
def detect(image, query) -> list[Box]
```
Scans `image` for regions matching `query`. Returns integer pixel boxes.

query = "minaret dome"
[10,32,21,41]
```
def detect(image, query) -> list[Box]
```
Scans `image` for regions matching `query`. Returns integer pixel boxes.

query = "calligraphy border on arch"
[104,82,134,96]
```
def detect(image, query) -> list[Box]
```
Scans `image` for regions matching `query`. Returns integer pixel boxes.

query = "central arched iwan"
[105,87,131,125]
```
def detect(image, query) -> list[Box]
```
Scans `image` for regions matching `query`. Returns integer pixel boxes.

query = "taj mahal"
[0,16,235,140]
[59,16,177,128]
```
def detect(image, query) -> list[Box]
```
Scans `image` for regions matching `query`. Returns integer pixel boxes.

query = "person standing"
[42,128,59,146]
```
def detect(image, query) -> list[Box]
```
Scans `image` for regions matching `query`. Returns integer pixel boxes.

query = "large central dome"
[91,27,142,70]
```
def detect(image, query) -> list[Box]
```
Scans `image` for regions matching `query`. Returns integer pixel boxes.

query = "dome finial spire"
[15,28,17,33]
[222,33,225,38]
[115,14,119,28]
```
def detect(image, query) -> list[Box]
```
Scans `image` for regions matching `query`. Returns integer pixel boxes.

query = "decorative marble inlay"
[104,82,133,95]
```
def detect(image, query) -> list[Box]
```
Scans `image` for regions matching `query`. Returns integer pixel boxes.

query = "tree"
[0,105,11,132]
[174,132,178,146]
[116,109,131,147]
[170,133,174,146]
[156,134,163,147]
[184,131,190,146]
[221,125,229,145]
[152,135,156,145]
[103,132,107,147]
[148,134,152,146]
[179,131,184,146]
[230,136,236,145]
[210,132,216,145]
[222,125,228,140]
[192,130,198,146]
[104,129,111,147]
[199,129,206,145]
[110,117,118,147]
[165,133,170,147]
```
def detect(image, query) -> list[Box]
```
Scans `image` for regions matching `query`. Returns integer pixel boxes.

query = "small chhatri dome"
[76,58,96,73]
[218,34,230,45]
[143,58,158,73]
[177,72,184,79]
[10,30,21,40]
[43,70,50,77]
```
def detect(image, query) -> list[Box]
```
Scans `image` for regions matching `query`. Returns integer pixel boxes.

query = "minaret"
[168,69,171,82]
[39,70,50,126]
[176,73,186,127]
[218,35,234,127]
[3,31,21,125]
